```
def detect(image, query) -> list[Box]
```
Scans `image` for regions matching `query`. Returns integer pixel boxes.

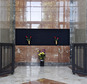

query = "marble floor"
[0,66,87,84]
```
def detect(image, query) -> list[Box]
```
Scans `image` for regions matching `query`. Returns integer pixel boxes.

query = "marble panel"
[15,46,70,63]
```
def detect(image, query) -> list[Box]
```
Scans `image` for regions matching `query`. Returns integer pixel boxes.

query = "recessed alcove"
[16,29,70,45]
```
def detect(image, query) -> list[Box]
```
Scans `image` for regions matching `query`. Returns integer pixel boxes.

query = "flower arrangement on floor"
[26,35,32,44]
[37,49,46,61]
[54,36,59,45]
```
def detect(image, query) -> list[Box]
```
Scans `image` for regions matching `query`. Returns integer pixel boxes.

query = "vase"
[28,40,30,45]
[40,60,44,66]
[55,40,58,45]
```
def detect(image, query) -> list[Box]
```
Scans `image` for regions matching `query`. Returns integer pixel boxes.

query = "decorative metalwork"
[72,43,87,75]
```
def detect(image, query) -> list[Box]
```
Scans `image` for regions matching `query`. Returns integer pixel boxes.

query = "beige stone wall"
[0,0,14,43]
[71,0,87,43]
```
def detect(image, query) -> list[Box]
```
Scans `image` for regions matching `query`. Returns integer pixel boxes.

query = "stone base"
[15,62,71,66]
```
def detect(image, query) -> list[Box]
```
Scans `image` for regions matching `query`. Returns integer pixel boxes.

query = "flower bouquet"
[37,49,45,60]
[54,36,59,45]
[37,49,46,66]
[26,36,32,44]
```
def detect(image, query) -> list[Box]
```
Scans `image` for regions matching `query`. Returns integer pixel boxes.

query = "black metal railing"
[0,43,15,76]
[72,43,87,75]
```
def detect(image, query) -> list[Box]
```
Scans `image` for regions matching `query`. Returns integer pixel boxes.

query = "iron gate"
[0,43,15,76]
[72,43,87,75]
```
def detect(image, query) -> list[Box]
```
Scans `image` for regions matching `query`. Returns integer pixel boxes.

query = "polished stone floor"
[0,66,87,84]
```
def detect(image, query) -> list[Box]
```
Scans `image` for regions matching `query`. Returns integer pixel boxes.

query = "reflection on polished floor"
[23,78,65,84]
[0,66,87,84]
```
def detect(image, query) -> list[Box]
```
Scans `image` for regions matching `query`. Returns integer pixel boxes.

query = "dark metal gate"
[0,43,15,76]
[72,43,87,75]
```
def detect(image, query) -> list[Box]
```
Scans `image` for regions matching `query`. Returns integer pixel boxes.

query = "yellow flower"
[41,52,44,54]
[38,54,40,56]
[40,53,42,55]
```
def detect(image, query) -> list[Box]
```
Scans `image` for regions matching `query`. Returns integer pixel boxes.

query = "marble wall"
[15,0,70,64]
[15,0,70,29]
[15,46,70,63]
